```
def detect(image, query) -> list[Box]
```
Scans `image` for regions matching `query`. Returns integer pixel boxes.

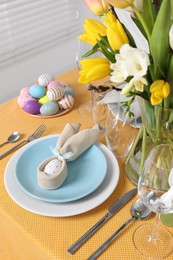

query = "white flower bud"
[169,25,173,50]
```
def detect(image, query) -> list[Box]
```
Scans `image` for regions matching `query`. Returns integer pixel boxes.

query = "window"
[0,0,80,68]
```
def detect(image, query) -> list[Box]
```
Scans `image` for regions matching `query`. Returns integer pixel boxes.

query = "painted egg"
[47,80,65,90]
[46,86,65,101]
[58,94,74,110]
[24,100,41,114]
[29,84,46,98]
[39,95,50,105]
[64,86,75,97]
[44,159,62,175]
[17,94,35,108]
[40,101,59,116]
[20,86,30,96]
[38,73,55,87]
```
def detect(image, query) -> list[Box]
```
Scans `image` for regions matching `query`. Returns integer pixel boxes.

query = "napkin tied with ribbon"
[37,123,104,189]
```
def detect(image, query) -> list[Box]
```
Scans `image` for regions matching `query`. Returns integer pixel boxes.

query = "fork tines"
[33,124,46,138]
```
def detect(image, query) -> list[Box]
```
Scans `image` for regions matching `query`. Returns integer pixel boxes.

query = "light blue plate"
[15,136,107,203]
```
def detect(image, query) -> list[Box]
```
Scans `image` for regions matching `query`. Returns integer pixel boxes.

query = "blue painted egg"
[64,86,75,97]
[24,100,41,115]
[29,84,46,98]
[40,101,59,116]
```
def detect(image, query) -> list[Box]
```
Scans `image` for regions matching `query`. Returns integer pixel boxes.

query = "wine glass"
[76,39,97,119]
[133,144,173,259]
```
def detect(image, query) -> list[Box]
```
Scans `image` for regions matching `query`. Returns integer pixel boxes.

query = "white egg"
[38,73,55,87]
[46,86,65,101]
[44,159,62,175]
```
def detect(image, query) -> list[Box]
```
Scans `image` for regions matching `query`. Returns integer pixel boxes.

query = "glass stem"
[150,213,160,241]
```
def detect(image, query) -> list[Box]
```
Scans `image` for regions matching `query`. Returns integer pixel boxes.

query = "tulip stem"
[131,5,151,42]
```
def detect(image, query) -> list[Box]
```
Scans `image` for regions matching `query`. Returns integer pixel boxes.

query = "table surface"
[0,68,172,260]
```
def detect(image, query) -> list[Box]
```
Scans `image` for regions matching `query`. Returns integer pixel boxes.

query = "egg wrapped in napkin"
[37,123,104,189]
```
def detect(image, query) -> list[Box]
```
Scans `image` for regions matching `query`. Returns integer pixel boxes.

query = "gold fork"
[0,124,46,159]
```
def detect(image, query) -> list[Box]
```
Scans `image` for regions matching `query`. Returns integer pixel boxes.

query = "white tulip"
[169,25,173,50]
[126,0,143,12]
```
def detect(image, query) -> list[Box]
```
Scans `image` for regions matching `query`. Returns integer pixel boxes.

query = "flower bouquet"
[78,0,173,226]
[78,0,173,170]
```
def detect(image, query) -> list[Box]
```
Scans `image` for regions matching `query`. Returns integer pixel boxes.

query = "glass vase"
[125,97,173,185]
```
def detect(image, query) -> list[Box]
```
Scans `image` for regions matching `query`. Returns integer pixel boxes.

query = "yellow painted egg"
[39,95,50,105]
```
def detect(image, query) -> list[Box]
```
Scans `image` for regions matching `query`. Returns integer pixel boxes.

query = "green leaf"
[143,0,156,34]
[82,42,100,58]
[98,39,116,63]
[82,48,98,58]
[150,0,172,79]
[131,17,148,40]
[99,44,115,63]
[167,55,173,85]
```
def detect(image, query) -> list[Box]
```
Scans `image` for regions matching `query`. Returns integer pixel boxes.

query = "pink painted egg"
[20,87,30,96]
[46,86,65,101]
[17,94,35,108]
[38,73,55,87]
[47,80,65,90]
[58,94,74,110]
[24,100,41,115]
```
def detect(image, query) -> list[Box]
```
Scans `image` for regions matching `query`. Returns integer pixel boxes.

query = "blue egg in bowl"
[29,84,46,98]
[40,101,59,116]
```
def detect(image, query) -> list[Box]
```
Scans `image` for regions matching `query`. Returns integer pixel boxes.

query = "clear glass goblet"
[133,144,173,259]
[76,39,98,119]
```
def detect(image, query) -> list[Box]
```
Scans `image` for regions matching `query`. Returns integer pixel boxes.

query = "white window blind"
[0,0,80,68]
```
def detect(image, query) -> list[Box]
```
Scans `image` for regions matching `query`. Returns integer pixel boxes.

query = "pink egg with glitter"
[20,87,30,96]
[47,80,65,90]
[58,94,74,110]
[17,94,35,108]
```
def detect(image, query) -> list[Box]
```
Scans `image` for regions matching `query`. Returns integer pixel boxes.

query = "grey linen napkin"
[37,123,104,189]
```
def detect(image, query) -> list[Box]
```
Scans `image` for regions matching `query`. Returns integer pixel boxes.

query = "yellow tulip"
[150,80,170,105]
[84,0,109,16]
[107,0,134,8]
[78,19,107,46]
[78,57,110,84]
[102,11,129,50]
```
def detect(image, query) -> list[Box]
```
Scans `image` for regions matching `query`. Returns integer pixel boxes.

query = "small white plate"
[4,137,120,217]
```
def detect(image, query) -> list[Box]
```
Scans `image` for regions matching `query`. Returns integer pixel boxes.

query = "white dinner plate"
[4,136,120,217]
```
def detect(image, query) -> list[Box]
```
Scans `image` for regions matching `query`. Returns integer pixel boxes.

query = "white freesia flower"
[122,73,148,94]
[169,25,173,50]
[110,44,150,94]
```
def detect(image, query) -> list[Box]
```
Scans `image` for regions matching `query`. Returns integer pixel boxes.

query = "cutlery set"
[1,124,151,258]
[0,124,46,159]
[67,188,152,259]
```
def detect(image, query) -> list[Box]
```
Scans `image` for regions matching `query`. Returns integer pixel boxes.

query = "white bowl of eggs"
[17,73,75,118]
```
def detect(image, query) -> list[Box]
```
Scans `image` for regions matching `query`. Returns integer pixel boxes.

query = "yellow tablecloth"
[0,68,172,260]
